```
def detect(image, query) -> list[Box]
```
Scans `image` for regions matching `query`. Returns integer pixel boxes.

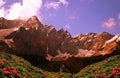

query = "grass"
[0,52,73,78]
[75,55,120,78]
[1,51,120,78]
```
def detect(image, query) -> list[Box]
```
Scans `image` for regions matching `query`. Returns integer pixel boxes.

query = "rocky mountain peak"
[0,16,43,30]
[24,16,43,29]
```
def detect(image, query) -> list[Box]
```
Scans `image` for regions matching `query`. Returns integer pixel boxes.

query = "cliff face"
[0,16,120,73]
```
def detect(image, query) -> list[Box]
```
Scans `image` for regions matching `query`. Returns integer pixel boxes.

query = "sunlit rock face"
[0,16,42,29]
[74,32,114,51]
[0,17,23,29]
[0,16,120,73]
[74,32,115,57]
[99,34,120,55]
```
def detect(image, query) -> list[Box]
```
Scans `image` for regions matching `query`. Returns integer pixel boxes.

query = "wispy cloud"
[45,2,60,10]
[117,13,120,26]
[65,24,71,29]
[0,0,5,17]
[69,16,76,20]
[102,18,116,29]
[44,0,68,10]
[59,0,69,5]
[68,11,78,20]
[80,0,95,2]
[118,13,120,20]
[68,14,78,20]
[0,0,43,20]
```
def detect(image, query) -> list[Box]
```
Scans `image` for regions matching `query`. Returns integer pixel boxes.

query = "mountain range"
[0,16,120,74]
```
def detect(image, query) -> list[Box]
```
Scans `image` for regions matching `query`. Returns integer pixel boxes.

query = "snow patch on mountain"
[106,34,120,43]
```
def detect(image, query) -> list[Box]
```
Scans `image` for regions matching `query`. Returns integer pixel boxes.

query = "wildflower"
[10,68,18,76]
[102,73,106,77]
[117,68,120,71]
[3,68,8,71]
[4,70,10,74]
[111,70,117,75]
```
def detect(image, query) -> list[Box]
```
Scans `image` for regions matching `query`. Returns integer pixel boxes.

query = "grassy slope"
[2,52,120,78]
[0,52,73,78]
[76,55,120,78]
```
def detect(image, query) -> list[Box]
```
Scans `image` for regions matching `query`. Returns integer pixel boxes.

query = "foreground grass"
[0,52,73,78]
[2,52,120,78]
[76,55,120,78]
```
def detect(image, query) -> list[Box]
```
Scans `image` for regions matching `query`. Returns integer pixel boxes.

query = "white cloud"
[0,0,43,20]
[0,8,5,17]
[0,0,5,7]
[0,0,5,17]
[45,0,68,10]
[102,18,116,29]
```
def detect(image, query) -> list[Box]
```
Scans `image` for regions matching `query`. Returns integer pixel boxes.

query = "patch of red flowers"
[95,68,120,78]
[0,67,18,76]
[95,73,106,78]
[110,68,120,77]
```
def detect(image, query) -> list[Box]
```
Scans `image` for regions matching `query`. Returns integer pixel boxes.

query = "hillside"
[0,52,73,78]
[76,55,120,78]
[1,52,120,78]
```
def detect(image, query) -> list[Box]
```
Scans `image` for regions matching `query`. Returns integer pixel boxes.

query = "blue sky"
[0,0,120,36]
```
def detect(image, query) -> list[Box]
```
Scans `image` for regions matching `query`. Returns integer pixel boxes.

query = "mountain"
[74,32,114,51]
[74,32,114,57]
[0,16,120,73]
[0,16,42,29]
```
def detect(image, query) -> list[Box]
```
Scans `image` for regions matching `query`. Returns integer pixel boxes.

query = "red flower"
[117,68,120,71]
[111,70,117,75]
[4,70,10,74]
[103,73,106,77]
[117,72,120,75]
[3,68,8,71]
[10,69,18,76]
[2,67,18,76]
